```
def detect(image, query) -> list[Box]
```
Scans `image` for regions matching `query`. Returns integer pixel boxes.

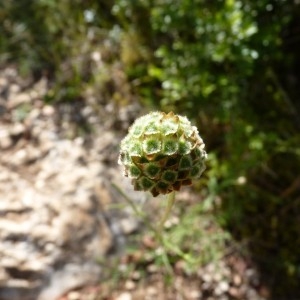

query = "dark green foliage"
[0,0,116,102]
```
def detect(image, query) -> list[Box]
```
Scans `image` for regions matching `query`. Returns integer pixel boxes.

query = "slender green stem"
[113,185,195,275]
[112,183,173,274]
[151,227,173,275]
[112,183,146,219]
[158,191,176,232]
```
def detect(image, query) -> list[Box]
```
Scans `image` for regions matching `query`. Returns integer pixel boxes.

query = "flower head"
[119,111,207,197]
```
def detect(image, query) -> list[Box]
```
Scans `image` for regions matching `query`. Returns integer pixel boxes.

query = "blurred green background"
[1,0,300,298]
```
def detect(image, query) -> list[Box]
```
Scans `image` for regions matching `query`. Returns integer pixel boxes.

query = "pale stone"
[124,280,135,290]
[0,66,142,300]
[116,292,132,300]
[119,217,139,235]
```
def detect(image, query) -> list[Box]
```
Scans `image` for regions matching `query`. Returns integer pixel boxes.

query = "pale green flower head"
[118,111,207,197]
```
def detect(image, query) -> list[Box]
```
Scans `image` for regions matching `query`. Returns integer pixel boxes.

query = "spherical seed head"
[118,111,207,197]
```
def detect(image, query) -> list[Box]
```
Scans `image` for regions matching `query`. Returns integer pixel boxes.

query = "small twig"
[281,176,300,198]
[268,68,300,129]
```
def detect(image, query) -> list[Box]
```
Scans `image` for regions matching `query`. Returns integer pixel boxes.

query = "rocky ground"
[0,66,268,300]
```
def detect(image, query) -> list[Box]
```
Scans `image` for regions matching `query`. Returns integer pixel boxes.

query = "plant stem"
[158,191,176,232]
[112,183,174,274]
[112,182,146,219]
